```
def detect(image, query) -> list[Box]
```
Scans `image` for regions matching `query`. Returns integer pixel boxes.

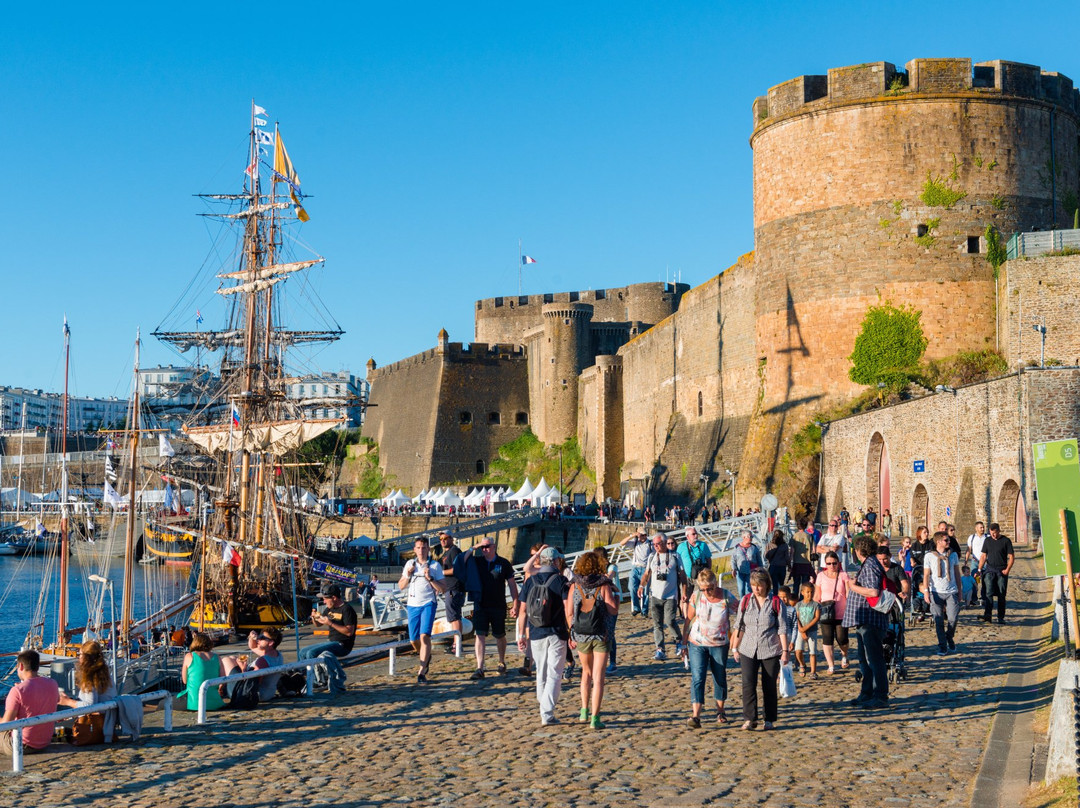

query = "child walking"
[795,582,820,678]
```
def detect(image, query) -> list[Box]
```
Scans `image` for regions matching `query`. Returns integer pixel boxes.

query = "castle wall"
[744,57,1080,493]
[618,255,760,502]
[362,343,529,492]
[821,368,1080,544]
[998,255,1080,368]
[578,356,623,500]
[474,282,688,346]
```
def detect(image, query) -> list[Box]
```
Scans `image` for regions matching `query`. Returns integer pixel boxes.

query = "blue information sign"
[913,460,925,473]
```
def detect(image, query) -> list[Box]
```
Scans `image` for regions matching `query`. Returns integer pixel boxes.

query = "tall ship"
[153,103,347,632]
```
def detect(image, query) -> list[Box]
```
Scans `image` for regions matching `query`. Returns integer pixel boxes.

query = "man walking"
[434,531,466,652]
[966,521,989,607]
[978,523,1015,624]
[844,534,890,709]
[516,547,570,725]
[399,537,447,683]
[731,530,763,597]
[620,528,652,616]
[464,538,519,678]
[638,532,688,660]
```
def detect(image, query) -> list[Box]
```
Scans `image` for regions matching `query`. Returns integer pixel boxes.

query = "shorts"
[407,602,437,641]
[443,589,466,623]
[794,631,818,654]
[574,636,608,654]
[472,605,507,638]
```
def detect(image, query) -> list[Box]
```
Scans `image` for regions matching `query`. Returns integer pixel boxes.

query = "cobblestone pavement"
[0,551,1050,808]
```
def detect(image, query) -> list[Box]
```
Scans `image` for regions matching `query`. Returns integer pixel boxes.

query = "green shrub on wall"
[848,302,927,389]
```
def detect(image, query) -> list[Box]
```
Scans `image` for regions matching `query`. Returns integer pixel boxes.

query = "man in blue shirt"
[675,527,712,614]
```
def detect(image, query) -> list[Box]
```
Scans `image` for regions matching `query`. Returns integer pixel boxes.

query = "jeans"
[300,641,348,694]
[688,643,729,705]
[736,573,751,598]
[855,624,888,702]
[531,634,567,722]
[738,654,780,722]
[929,591,960,650]
[630,567,646,613]
[769,567,786,596]
[983,570,1008,621]
[649,596,681,652]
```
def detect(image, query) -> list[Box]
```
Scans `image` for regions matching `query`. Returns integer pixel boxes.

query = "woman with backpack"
[730,568,791,731]
[680,568,737,728]
[565,551,618,730]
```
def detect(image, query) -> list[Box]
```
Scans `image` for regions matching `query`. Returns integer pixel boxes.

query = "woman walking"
[765,531,790,596]
[680,568,737,728]
[566,551,619,729]
[730,568,790,731]
[813,551,851,674]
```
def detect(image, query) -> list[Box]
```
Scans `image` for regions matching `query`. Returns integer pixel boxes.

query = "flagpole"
[518,239,522,296]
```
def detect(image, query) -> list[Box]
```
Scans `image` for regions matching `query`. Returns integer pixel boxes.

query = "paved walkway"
[0,550,1054,808]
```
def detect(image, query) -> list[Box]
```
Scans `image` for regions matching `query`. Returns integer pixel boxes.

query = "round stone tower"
[538,302,594,444]
[743,57,1080,488]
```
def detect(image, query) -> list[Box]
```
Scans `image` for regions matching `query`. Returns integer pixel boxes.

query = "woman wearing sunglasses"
[813,551,851,674]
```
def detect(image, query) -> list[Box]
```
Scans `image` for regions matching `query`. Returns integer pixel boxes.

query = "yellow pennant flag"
[274,129,309,221]
[291,189,310,223]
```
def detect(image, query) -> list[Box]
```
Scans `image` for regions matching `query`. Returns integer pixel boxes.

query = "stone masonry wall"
[998,255,1080,368]
[619,255,759,502]
[744,57,1080,496]
[578,356,623,500]
[821,368,1080,543]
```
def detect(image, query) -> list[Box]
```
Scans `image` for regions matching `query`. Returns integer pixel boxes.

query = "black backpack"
[276,671,307,698]
[229,676,261,710]
[526,572,564,628]
[572,586,609,636]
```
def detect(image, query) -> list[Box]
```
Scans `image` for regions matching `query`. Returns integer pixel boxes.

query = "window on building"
[476,460,486,474]
[967,236,981,254]
[916,224,929,238]
[516,412,529,425]
[488,412,501,424]
[459,411,472,425]
[698,391,703,417]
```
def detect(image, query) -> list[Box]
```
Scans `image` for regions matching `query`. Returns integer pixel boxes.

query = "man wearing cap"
[516,546,570,725]
[619,528,653,616]
[300,583,357,695]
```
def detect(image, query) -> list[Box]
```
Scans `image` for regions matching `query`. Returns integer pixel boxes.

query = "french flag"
[222,541,242,567]
[521,255,537,265]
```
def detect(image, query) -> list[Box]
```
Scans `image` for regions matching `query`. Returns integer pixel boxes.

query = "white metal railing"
[195,658,328,725]
[0,689,172,773]
[367,511,775,629]
[1006,228,1080,260]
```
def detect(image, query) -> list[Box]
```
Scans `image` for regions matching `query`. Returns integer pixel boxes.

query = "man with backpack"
[515,546,570,725]
[637,532,689,660]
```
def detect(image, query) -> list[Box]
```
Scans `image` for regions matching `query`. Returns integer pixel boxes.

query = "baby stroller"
[907,568,930,627]
[854,602,908,684]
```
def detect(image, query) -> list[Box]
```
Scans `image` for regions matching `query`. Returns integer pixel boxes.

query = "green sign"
[1033,438,1080,577]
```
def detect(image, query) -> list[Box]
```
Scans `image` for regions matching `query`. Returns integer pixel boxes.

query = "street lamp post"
[88,574,117,685]
[725,469,738,514]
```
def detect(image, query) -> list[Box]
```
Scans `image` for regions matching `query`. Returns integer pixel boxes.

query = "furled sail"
[219,259,323,281]
[183,418,342,454]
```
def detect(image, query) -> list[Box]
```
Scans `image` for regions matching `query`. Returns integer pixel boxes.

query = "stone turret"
[537,302,594,444]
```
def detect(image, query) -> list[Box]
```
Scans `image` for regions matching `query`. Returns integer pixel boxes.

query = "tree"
[848,302,927,389]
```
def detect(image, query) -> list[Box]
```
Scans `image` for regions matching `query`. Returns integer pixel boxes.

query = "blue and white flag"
[257,130,275,146]
[163,483,176,513]
[103,481,123,508]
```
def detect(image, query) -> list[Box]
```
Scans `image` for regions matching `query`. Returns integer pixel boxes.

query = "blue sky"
[3,1,1075,398]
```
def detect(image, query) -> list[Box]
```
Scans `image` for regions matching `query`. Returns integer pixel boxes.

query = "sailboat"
[153,102,345,633]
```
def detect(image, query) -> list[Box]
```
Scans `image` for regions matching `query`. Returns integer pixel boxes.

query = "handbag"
[71,712,106,746]
[778,662,797,698]
[819,574,839,622]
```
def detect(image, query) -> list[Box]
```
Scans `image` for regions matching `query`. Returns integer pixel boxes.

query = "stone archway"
[997,479,1027,544]
[912,484,929,535]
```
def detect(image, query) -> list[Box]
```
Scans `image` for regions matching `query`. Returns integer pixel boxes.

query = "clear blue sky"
[3,1,1074,399]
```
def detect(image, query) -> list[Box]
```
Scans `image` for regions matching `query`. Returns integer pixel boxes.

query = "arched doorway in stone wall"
[912,484,929,535]
[867,433,890,513]
[997,480,1027,544]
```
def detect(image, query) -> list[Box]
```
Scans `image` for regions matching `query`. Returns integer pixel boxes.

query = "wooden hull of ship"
[143,523,196,566]
[189,597,314,633]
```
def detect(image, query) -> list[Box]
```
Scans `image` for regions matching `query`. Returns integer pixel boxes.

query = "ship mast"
[55,317,71,648]
[120,331,141,647]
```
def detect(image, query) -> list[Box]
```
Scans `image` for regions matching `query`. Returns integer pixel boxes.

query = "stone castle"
[363,57,1080,506]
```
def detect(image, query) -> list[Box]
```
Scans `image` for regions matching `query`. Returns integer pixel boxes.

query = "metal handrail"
[0,689,172,773]
[195,658,328,725]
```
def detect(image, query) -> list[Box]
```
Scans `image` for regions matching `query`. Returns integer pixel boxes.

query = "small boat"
[0,544,17,556]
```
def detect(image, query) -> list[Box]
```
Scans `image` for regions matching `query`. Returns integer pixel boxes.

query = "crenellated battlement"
[752,58,1079,133]
[474,281,686,314]
[370,341,525,378]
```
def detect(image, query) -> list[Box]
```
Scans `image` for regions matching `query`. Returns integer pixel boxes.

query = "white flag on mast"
[103,480,123,508]
[253,104,268,117]
[159,434,176,458]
